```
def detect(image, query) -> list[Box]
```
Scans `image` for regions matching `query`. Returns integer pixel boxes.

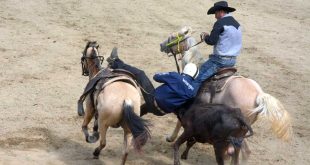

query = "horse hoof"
[77,104,85,116]
[78,109,84,116]
[93,148,101,158]
[174,161,181,165]
[181,154,188,160]
[87,135,99,143]
[166,136,174,142]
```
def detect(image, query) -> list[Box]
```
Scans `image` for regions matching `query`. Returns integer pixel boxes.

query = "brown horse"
[160,27,292,161]
[80,41,150,164]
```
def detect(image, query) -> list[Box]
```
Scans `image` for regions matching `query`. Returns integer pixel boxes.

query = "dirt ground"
[0,0,309,164]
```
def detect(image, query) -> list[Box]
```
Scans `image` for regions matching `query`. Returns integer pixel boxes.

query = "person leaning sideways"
[153,63,199,114]
[107,48,199,116]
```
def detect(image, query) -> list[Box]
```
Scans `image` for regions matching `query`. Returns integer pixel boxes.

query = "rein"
[169,48,181,73]
[188,40,204,49]
[166,36,203,73]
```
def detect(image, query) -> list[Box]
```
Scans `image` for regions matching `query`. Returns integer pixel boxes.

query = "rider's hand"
[200,32,209,41]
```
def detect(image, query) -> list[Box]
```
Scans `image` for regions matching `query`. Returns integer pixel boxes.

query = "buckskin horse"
[159,27,292,161]
[79,41,150,164]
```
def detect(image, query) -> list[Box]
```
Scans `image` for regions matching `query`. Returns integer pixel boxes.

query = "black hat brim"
[207,6,236,15]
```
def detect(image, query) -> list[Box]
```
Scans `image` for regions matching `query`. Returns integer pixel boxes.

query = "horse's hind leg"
[88,112,100,142]
[181,138,196,160]
[93,124,108,159]
[231,147,241,165]
[241,139,251,163]
[121,130,131,165]
[82,96,96,143]
[166,120,182,142]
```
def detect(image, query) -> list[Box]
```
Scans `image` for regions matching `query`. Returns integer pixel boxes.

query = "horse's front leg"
[173,130,191,165]
[167,120,182,142]
[77,99,85,116]
[82,95,97,143]
[181,138,196,160]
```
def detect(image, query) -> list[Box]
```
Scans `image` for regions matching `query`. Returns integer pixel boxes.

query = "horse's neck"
[182,47,204,68]
[181,37,205,68]
[88,65,101,80]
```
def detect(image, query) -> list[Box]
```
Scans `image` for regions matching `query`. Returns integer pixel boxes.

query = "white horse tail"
[252,93,292,141]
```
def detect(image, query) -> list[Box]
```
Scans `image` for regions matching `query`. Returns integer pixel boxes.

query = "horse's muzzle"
[160,43,169,53]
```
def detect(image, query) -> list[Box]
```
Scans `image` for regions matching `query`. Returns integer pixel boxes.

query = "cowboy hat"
[207,1,236,15]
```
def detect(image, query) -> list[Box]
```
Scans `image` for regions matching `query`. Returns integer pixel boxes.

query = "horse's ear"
[83,42,91,55]
[96,45,99,49]
[190,28,196,34]
[183,26,193,36]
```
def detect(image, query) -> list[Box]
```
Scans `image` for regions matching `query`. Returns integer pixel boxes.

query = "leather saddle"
[77,67,138,113]
[198,67,241,103]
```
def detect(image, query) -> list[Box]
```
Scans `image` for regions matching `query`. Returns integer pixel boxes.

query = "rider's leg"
[192,55,236,93]
[195,58,219,83]
[110,59,165,116]
[192,58,219,93]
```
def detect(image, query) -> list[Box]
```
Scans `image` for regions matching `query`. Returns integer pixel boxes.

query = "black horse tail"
[123,99,151,152]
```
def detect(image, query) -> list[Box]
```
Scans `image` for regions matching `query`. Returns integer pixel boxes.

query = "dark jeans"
[110,59,165,116]
[193,55,236,94]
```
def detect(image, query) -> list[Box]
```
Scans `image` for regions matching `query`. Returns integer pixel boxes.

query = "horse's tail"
[123,99,151,152]
[252,93,292,141]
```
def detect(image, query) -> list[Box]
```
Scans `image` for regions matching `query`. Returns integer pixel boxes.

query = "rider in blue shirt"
[153,63,199,113]
[107,48,199,115]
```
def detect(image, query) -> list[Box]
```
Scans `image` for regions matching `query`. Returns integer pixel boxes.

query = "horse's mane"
[182,37,205,68]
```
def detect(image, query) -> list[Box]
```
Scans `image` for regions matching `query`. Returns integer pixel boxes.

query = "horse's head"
[80,41,104,77]
[160,26,194,55]
[160,26,204,69]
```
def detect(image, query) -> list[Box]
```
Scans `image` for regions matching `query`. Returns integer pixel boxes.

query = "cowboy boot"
[107,47,119,66]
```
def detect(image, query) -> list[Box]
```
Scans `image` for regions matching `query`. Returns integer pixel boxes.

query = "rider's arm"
[204,21,224,45]
[153,72,177,83]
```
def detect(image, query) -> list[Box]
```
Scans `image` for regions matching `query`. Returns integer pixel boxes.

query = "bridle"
[80,44,104,76]
[165,33,203,73]
[165,34,188,73]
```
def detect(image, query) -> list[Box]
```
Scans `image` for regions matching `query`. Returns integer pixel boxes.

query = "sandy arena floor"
[0,0,309,164]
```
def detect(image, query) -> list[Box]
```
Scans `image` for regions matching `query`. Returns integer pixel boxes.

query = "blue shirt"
[205,14,242,57]
[153,72,197,113]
